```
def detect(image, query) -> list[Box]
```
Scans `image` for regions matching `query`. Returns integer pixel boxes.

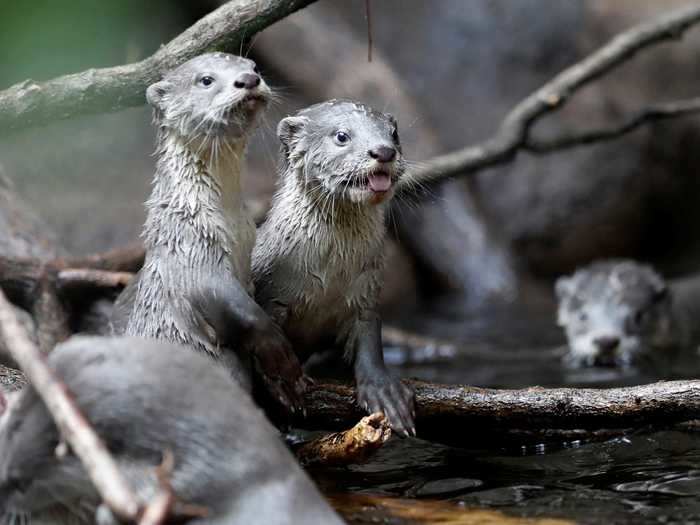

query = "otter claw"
[356,378,415,436]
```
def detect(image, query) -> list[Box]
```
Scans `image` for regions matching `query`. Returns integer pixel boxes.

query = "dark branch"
[526,97,700,153]
[0,0,319,135]
[406,5,700,186]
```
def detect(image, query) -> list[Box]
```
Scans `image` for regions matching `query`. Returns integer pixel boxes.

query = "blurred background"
[2,0,700,377]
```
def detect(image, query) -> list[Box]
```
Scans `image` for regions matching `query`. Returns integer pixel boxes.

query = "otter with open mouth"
[253,100,415,436]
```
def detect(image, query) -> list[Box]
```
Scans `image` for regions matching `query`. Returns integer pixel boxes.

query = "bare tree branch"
[304,380,700,447]
[406,5,700,186]
[58,241,145,273]
[0,0,318,135]
[526,97,700,153]
[0,288,142,521]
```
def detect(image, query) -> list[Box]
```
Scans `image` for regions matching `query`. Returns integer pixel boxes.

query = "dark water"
[316,301,700,524]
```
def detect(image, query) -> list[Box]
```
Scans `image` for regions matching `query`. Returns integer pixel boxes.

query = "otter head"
[146,52,271,145]
[555,260,677,369]
[0,389,96,521]
[277,99,405,205]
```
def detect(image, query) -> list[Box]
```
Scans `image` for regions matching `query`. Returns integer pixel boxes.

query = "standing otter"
[555,260,699,368]
[253,100,415,435]
[112,53,305,410]
[0,336,344,525]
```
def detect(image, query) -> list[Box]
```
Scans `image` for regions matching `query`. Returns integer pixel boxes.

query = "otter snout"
[235,73,261,90]
[369,145,397,163]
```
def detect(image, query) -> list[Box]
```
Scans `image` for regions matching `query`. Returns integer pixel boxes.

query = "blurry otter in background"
[556,260,700,369]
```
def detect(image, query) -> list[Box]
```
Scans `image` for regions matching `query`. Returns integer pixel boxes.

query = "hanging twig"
[365,0,373,62]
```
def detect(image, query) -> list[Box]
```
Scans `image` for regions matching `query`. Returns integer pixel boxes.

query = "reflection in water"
[323,304,700,524]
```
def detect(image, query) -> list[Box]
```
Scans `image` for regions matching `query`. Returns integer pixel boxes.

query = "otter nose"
[369,146,397,163]
[234,73,261,90]
[593,336,620,354]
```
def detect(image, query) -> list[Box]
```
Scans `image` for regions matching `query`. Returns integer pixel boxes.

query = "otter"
[0,336,344,525]
[252,100,415,436]
[112,53,306,410]
[555,259,700,368]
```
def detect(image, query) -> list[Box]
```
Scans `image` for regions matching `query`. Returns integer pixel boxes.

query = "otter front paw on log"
[253,99,416,436]
[110,53,306,413]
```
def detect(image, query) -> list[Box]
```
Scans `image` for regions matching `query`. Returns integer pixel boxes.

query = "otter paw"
[250,331,309,416]
[356,377,415,437]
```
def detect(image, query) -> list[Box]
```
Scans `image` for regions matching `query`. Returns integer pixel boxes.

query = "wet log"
[304,380,700,447]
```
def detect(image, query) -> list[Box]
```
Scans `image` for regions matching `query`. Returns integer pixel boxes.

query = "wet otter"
[555,260,699,368]
[112,53,305,410]
[0,336,344,525]
[253,100,415,435]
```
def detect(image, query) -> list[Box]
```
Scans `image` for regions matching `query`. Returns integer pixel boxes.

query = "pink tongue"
[368,173,391,192]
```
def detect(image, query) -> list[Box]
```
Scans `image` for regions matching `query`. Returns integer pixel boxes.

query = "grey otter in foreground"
[556,259,700,368]
[0,336,344,525]
[112,53,306,410]
[253,100,416,435]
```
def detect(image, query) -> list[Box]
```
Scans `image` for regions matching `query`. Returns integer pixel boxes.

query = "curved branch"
[526,97,700,153]
[0,0,318,135]
[406,5,700,186]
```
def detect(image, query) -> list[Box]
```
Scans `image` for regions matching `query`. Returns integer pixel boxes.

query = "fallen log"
[304,380,700,446]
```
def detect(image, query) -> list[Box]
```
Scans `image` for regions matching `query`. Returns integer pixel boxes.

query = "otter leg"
[349,311,416,436]
[189,276,307,414]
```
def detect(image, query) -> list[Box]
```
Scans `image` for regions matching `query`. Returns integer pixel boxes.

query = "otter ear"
[146,80,173,110]
[555,276,574,300]
[277,116,309,149]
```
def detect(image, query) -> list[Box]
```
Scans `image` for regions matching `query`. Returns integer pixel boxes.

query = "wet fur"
[111,53,267,385]
[556,260,686,368]
[0,336,343,525]
[253,100,415,434]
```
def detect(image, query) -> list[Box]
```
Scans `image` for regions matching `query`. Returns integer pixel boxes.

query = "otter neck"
[142,130,251,281]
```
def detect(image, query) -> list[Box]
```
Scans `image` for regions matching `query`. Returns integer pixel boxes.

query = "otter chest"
[282,233,383,343]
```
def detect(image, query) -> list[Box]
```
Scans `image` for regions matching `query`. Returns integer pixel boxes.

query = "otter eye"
[253,66,260,74]
[199,75,215,87]
[334,131,351,145]
[392,128,400,143]
[578,311,588,323]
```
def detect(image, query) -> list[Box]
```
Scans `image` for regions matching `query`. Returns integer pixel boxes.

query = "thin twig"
[365,0,373,62]
[58,268,134,290]
[0,288,142,521]
[406,5,700,186]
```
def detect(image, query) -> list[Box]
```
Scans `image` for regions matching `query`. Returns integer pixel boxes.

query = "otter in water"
[112,53,305,410]
[0,336,344,525]
[253,100,415,436]
[555,259,700,368]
